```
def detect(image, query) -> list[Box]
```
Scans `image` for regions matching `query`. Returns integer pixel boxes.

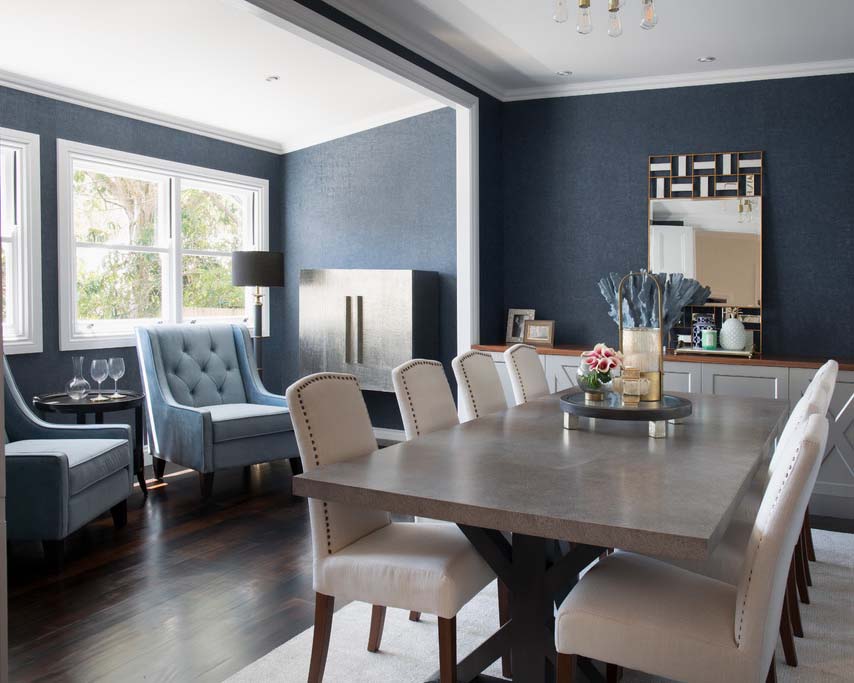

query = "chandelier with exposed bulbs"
[553,0,657,37]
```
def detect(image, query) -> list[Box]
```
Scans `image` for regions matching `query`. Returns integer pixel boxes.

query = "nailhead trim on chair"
[735,443,803,645]
[294,372,361,556]
[507,344,537,404]
[397,359,444,438]
[456,351,492,419]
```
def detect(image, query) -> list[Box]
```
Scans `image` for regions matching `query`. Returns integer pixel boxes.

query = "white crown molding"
[0,69,285,154]
[497,58,854,101]
[323,0,506,101]
[283,99,445,153]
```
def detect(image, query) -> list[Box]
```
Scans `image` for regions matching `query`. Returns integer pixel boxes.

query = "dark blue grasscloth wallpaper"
[0,85,285,421]
[502,74,854,359]
[282,108,456,428]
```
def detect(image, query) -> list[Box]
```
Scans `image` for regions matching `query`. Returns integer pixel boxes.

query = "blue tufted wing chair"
[135,323,300,498]
[4,358,133,569]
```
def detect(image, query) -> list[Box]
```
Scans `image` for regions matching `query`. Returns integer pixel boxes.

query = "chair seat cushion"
[5,439,130,496]
[206,403,292,443]
[556,551,742,683]
[315,521,495,619]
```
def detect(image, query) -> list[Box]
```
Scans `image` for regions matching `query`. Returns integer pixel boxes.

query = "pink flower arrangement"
[579,343,623,389]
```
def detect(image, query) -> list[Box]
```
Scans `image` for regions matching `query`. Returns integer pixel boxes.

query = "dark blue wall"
[502,74,854,359]
[282,108,456,428]
[0,85,285,420]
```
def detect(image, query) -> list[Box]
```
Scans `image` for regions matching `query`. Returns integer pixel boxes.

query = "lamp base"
[253,299,263,378]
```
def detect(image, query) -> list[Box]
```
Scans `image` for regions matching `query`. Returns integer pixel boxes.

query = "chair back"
[770,386,827,473]
[452,351,508,422]
[734,414,828,678]
[504,344,549,405]
[805,359,838,415]
[286,373,389,558]
[392,360,458,440]
[3,357,38,443]
[137,324,249,408]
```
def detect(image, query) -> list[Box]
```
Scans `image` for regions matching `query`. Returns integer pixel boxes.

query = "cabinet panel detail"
[701,364,788,400]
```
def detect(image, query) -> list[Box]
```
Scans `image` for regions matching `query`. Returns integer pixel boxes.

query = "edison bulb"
[607,9,623,37]
[554,0,569,23]
[577,5,592,34]
[641,0,658,29]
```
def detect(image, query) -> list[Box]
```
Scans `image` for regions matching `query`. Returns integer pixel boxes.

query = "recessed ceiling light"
[556,70,573,77]
[265,75,280,82]
[697,56,716,63]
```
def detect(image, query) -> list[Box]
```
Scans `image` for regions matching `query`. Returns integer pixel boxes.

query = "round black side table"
[33,391,148,496]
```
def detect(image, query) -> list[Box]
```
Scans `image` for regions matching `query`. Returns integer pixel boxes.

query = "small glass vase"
[66,356,91,400]
[577,365,613,401]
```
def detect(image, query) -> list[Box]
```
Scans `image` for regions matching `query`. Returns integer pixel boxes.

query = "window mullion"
[170,176,182,323]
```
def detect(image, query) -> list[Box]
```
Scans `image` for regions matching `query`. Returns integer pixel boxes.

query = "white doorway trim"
[235,0,480,353]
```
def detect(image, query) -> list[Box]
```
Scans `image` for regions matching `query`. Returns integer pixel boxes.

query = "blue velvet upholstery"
[3,359,132,541]
[135,323,297,476]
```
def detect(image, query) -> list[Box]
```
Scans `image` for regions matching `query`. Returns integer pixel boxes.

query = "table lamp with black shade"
[231,250,284,377]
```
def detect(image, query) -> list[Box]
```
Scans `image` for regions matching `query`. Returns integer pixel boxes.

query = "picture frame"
[505,308,536,343]
[522,320,555,348]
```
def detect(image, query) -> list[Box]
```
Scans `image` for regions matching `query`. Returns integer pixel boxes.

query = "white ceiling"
[0,0,441,153]
[327,0,854,100]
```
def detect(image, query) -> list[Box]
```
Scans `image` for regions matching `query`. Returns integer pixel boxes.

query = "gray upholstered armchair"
[4,359,132,568]
[135,323,300,499]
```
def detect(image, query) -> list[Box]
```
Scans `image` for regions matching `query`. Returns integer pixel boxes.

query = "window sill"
[3,336,44,355]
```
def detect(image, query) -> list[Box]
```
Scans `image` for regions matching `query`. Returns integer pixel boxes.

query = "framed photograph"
[522,320,555,348]
[506,308,536,343]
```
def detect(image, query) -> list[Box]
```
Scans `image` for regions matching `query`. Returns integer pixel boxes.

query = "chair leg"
[800,529,813,586]
[606,662,620,682]
[409,611,421,622]
[308,593,335,683]
[42,540,65,572]
[804,507,816,562]
[556,653,576,683]
[367,605,386,652]
[152,456,166,480]
[498,579,512,678]
[787,556,804,638]
[766,657,777,683]
[199,472,215,500]
[438,616,457,683]
[794,539,810,604]
[110,500,128,529]
[779,590,798,666]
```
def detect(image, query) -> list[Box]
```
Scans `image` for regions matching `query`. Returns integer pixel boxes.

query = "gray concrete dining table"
[293,390,788,683]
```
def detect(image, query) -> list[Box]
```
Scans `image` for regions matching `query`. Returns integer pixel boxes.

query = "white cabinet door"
[663,361,702,393]
[701,363,789,400]
[791,368,854,518]
[545,355,583,393]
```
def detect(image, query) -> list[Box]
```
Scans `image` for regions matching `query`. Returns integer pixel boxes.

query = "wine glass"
[108,357,126,399]
[90,359,109,401]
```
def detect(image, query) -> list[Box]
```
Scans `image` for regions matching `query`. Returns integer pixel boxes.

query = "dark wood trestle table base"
[293,390,788,682]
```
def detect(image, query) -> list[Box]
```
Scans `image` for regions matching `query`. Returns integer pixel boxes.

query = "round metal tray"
[560,391,693,421]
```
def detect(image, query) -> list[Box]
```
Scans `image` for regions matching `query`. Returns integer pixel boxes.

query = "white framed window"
[57,139,269,350]
[1,127,42,355]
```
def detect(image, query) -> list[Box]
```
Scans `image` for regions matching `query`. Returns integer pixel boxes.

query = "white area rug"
[229,530,854,682]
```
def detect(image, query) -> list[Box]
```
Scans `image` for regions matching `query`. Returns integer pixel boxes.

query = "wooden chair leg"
[308,593,335,683]
[199,472,215,500]
[438,616,457,683]
[556,653,576,683]
[409,611,421,622]
[779,590,798,666]
[766,657,777,683]
[367,605,386,652]
[152,455,166,480]
[606,662,620,682]
[787,556,804,638]
[110,500,128,529]
[804,507,816,562]
[794,539,810,604]
[498,579,512,678]
[800,529,813,586]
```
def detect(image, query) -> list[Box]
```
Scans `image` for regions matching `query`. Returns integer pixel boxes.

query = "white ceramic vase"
[720,316,746,350]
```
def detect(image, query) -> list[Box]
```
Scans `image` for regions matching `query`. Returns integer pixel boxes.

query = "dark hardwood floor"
[8,461,315,682]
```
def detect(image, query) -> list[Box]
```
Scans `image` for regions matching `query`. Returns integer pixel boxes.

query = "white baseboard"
[373,427,406,442]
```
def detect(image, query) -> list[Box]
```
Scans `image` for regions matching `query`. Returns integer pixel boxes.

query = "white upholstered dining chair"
[391,359,513,677]
[554,413,829,683]
[286,372,495,683]
[504,343,549,405]
[452,351,508,422]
